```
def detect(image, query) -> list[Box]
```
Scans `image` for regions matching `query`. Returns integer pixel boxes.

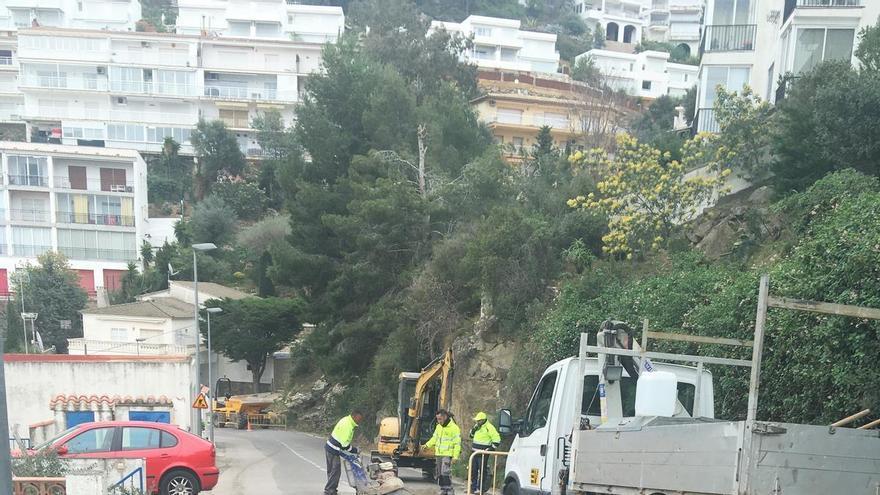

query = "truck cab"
[501,357,713,495]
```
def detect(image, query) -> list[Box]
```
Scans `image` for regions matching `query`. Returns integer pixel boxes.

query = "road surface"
[212,427,438,494]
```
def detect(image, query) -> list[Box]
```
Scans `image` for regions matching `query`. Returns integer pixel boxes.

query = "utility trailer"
[499,275,880,495]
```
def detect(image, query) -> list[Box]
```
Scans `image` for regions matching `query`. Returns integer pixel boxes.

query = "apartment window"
[17,198,48,222]
[12,226,52,256]
[712,0,752,24]
[642,80,653,90]
[474,26,492,37]
[108,124,145,142]
[219,109,250,128]
[473,46,493,60]
[500,48,517,62]
[512,136,524,150]
[496,108,523,124]
[156,70,193,96]
[111,67,147,93]
[229,21,251,36]
[63,127,104,140]
[793,28,854,74]
[57,229,136,261]
[111,328,128,342]
[0,50,11,65]
[703,66,750,107]
[255,22,281,38]
[542,112,569,128]
[8,155,48,186]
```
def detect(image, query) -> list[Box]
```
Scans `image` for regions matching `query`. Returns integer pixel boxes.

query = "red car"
[30,420,219,494]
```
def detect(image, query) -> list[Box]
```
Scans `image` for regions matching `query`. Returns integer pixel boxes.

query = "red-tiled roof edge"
[4,354,190,363]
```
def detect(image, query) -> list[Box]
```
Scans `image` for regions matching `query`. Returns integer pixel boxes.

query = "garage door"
[128,411,171,423]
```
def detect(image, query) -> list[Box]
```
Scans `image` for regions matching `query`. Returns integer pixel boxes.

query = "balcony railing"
[68,338,195,356]
[10,209,50,222]
[703,24,757,53]
[0,56,12,66]
[29,107,192,125]
[56,211,135,227]
[58,246,137,261]
[109,80,196,97]
[7,174,48,187]
[783,0,861,22]
[694,107,719,133]
[20,75,108,91]
[12,244,52,257]
[54,176,134,193]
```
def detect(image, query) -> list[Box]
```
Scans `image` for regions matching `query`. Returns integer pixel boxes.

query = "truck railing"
[466,450,508,495]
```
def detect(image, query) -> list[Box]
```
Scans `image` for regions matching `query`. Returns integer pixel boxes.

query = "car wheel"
[503,479,521,495]
[160,469,200,495]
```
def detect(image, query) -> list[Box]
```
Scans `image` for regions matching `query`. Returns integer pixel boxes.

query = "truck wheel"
[502,480,521,495]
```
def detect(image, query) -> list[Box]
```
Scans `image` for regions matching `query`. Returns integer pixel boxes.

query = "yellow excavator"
[373,349,453,478]
[212,377,286,429]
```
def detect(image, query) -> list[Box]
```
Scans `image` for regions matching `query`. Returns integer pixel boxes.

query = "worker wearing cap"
[324,410,364,495]
[424,409,461,495]
[469,412,501,494]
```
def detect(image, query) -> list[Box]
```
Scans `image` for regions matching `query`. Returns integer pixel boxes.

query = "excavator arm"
[398,348,454,455]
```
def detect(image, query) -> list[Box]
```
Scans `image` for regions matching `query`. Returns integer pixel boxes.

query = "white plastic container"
[634,370,677,417]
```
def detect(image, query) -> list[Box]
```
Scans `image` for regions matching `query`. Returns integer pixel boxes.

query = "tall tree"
[190,119,246,199]
[203,297,303,392]
[9,252,88,353]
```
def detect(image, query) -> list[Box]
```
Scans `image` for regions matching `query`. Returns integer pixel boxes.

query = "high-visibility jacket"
[326,415,358,453]
[426,419,461,459]
[470,421,501,449]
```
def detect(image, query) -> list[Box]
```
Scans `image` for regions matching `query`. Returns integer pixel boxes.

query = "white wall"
[4,354,194,439]
[80,313,181,346]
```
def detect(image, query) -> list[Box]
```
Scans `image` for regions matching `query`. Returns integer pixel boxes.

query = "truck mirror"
[498,409,513,435]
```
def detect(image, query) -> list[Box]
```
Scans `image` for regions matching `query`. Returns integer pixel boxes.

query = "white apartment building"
[695,0,879,132]
[575,0,705,55]
[430,15,560,73]
[580,48,697,98]
[0,0,141,31]
[0,1,342,157]
[0,141,148,298]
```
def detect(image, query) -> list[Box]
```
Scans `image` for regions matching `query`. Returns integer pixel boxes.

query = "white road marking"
[276,439,327,472]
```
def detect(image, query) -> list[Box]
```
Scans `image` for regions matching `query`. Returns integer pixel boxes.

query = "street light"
[205,307,222,443]
[191,242,216,438]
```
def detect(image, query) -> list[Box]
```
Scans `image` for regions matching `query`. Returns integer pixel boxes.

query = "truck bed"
[570,417,880,495]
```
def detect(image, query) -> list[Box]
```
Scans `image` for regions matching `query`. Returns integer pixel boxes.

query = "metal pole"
[19,277,27,355]
[747,274,769,423]
[207,311,213,443]
[0,320,15,494]
[192,250,202,438]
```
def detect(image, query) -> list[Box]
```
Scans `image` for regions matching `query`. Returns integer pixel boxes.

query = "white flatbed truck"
[498,275,880,495]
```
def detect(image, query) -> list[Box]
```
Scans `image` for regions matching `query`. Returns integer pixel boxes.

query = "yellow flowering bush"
[569,133,730,256]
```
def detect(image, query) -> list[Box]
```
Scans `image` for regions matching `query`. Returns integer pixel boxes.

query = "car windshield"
[30,426,80,451]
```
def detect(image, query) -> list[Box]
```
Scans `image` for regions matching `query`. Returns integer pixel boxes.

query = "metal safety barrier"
[247,413,287,428]
[466,450,508,495]
[109,466,144,494]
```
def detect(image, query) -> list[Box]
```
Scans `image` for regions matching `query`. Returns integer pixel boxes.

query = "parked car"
[28,420,219,494]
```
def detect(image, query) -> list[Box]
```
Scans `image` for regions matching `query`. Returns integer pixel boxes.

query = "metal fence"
[466,450,509,495]
[703,24,757,53]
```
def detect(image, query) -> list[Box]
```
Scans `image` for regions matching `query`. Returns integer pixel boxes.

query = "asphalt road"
[211,428,437,494]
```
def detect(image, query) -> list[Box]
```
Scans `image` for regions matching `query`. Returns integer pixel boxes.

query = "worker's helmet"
[473,412,488,422]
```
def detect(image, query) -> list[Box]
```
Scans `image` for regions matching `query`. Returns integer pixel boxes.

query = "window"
[121,427,161,450]
[64,427,114,454]
[255,22,281,38]
[0,50,11,65]
[156,70,193,96]
[542,112,569,128]
[111,328,128,342]
[496,108,523,124]
[17,198,48,222]
[12,227,51,256]
[642,80,652,90]
[524,371,557,434]
[161,431,178,448]
[229,21,251,36]
[792,28,854,74]
[702,66,750,108]
[712,0,752,25]
[511,136,524,151]
[219,109,249,128]
[57,229,136,261]
[8,155,48,186]
[474,26,492,37]
[582,376,637,417]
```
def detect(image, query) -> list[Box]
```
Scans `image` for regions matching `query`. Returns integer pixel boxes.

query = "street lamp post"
[206,307,222,443]
[191,242,217,438]
[0,324,14,495]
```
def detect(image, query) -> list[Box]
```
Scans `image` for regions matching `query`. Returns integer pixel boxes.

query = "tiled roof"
[49,394,173,408]
[81,297,195,318]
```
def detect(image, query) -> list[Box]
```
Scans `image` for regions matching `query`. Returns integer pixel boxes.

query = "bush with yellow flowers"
[569,133,729,257]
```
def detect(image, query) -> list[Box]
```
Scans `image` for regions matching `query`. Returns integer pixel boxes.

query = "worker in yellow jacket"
[423,409,461,495]
[469,411,501,494]
[324,410,364,495]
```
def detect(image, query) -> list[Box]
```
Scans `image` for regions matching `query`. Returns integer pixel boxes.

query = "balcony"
[703,24,757,53]
[20,75,108,91]
[10,208,50,222]
[56,211,135,227]
[0,56,13,66]
[7,174,48,187]
[59,246,137,261]
[12,244,51,257]
[204,85,296,102]
[784,0,862,23]
[54,176,134,193]
[28,106,193,125]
